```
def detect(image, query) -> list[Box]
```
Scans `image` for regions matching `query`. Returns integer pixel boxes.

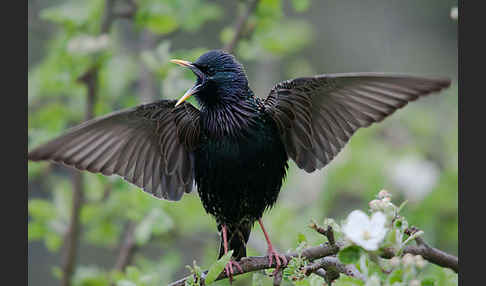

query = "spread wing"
[263,73,451,172]
[28,100,200,201]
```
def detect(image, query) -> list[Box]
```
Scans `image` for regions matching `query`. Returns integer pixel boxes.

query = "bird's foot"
[267,246,288,271]
[224,260,243,283]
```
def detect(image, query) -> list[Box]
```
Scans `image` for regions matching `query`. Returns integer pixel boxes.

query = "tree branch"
[223,0,260,54]
[402,227,458,272]
[402,244,458,273]
[381,227,458,273]
[60,67,99,286]
[114,221,138,271]
[169,224,458,285]
[304,257,366,282]
[168,241,344,286]
[60,171,84,286]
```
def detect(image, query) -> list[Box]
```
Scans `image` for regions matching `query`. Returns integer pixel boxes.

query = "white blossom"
[342,210,388,251]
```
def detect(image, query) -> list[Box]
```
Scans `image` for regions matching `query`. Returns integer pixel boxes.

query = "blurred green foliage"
[28,0,457,285]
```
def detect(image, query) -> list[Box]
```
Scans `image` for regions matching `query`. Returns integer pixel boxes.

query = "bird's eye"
[193,63,206,72]
[194,64,214,76]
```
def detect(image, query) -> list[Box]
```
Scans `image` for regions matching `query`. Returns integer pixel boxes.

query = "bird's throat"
[200,97,260,139]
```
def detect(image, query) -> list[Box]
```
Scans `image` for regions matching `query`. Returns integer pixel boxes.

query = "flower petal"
[369,212,387,245]
[343,210,371,243]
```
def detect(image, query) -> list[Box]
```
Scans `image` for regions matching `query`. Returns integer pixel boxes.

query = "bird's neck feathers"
[200,86,260,138]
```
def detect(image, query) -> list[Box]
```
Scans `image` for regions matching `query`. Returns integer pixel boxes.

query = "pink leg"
[258,219,288,271]
[222,225,243,282]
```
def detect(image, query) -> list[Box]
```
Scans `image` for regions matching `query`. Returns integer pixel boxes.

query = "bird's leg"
[221,225,243,282]
[258,219,288,271]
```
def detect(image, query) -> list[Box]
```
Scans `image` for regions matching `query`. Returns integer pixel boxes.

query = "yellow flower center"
[362,230,372,240]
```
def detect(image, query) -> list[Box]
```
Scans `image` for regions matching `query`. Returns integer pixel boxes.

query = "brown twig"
[100,0,116,33]
[310,221,335,246]
[314,268,327,279]
[223,0,260,54]
[60,171,84,286]
[402,227,458,272]
[402,244,458,272]
[114,221,138,271]
[380,227,458,273]
[304,257,365,282]
[61,67,98,286]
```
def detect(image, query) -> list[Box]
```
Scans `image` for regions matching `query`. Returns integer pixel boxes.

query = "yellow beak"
[170,59,193,67]
[170,59,201,107]
[175,84,200,107]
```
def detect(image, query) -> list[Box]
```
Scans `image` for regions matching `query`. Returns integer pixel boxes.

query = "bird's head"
[171,50,249,108]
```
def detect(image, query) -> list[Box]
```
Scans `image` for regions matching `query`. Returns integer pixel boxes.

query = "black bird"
[28,50,450,278]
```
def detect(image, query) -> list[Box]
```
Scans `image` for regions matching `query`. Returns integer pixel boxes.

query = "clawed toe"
[224,260,243,283]
[267,248,288,270]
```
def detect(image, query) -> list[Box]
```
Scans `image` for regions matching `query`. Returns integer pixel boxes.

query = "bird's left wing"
[28,100,200,201]
[263,73,451,172]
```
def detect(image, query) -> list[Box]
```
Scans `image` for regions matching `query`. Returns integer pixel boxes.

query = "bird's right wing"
[263,73,451,173]
[28,100,200,201]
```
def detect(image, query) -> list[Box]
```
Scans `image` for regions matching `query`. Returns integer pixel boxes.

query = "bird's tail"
[218,223,252,261]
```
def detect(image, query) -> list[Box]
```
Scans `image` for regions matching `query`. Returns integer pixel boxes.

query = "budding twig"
[310,220,336,246]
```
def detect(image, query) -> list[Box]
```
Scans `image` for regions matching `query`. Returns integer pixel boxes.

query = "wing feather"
[28,100,200,201]
[264,73,450,172]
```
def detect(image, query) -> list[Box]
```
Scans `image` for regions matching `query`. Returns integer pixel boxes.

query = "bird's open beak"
[175,83,202,107]
[170,59,203,107]
[170,59,193,68]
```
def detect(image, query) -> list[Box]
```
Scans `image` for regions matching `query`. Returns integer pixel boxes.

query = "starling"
[28,50,451,278]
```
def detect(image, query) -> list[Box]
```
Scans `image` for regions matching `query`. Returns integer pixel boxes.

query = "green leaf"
[338,246,362,264]
[220,27,235,45]
[125,266,141,281]
[28,199,56,220]
[40,2,90,27]
[421,278,436,286]
[205,250,233,284]
[333,275,365,286]
[28,221,46,240]
[51,266,63,280]
[255,20,312,57]
[45,232,63,251]
[297,232,307,244]
[258,0,283,19]
[291,0,310,12]
[387,269,403,284]
[39,0,104,32]
[72,266,110,286]
[180,3,222,32]
[143,15,179,35]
